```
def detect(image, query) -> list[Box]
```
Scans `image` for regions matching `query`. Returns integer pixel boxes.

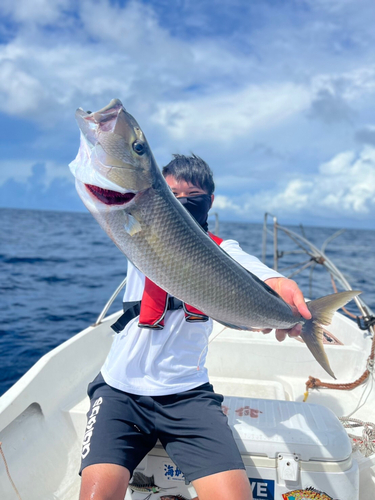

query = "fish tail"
[301,290,361,379]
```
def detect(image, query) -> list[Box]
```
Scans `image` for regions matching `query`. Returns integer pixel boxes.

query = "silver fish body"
[70,99,360,378]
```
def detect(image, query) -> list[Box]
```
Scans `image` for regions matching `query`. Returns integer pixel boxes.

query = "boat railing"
[209,211,220,236]
[262,212,374,329]
[94,277,127,326]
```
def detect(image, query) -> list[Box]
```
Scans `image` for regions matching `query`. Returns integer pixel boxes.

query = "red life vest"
[138,232,223,329]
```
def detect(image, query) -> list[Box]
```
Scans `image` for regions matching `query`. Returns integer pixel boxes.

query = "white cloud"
[0,0,374,139]
[79,0,171,54]
[213,195,242,212]
[215,146,375,222]
[0,60,49,115]
[319,151,356,175]
[0,0,375,228]
[151,82,311,143]
[317,146,375,214]
[311,67,375,103]
[0,39,137,124]
[0,1,255,128]
[0,160,36,184]
[0,0,70,25]
[0,159,71,185]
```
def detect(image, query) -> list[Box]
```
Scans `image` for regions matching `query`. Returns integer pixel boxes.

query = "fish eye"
[133,141,145,155]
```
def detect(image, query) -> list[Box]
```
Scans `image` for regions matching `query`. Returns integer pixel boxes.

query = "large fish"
[69,99,360,379]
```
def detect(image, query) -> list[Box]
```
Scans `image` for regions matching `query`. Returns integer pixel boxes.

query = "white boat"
[0,215,374,500]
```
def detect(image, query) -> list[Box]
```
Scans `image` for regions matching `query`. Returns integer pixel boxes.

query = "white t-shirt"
[101,239,282,396]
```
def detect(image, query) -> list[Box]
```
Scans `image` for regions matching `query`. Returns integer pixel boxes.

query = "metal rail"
[94,277,127,326]
[209,212,220,236]
[262,213,374,324]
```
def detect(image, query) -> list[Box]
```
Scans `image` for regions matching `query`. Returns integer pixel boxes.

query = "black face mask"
[178,194,212,232]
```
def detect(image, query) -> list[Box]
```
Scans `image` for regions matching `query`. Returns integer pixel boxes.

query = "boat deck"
[0,309,374,499]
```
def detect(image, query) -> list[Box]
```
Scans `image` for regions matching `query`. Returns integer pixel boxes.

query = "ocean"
[1,207,374,397]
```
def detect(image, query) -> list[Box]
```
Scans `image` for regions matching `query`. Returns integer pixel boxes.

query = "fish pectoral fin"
[124,213,142,236]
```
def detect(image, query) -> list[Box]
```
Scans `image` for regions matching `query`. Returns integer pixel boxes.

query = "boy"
[79,154,311,500]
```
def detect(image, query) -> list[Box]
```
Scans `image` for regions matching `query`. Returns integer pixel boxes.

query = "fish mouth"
[85,184,136,205]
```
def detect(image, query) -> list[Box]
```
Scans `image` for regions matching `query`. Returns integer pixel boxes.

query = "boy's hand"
[263,277,311,341]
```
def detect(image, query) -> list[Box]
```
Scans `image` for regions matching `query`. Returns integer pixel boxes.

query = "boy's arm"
[265,277,311,340]
[219,239,310,341]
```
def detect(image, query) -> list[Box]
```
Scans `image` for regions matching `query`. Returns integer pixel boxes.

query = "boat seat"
[210,376,287,400]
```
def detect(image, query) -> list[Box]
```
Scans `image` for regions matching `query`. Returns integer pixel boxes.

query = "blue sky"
[1,0,375,229]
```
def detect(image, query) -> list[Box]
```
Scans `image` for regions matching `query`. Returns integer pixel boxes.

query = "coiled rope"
[339,418,375,457]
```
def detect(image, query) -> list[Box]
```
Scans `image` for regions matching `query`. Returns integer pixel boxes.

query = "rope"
[0,442,22,499]
[304,276,375,395]
[305,369,371,392]
[339,418,375,457]
[196,325,227,370]
[305,354,374,398]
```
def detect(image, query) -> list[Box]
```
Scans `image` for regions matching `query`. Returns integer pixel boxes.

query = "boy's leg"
[79,374,157,498]
[156,384,251,500]
[79,463,130,500]
[79,465,251,500]
[193,470,252,500]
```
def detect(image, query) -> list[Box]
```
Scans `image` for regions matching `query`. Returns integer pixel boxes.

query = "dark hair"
[162,154,215,195]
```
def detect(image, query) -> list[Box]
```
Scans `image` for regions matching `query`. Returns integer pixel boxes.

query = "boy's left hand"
[263,277,312,341]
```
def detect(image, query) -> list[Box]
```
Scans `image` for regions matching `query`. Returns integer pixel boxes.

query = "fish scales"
[70,98,361,378]
[90,183,293,330]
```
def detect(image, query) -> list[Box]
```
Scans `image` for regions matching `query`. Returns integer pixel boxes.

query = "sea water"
[1,207,374,396]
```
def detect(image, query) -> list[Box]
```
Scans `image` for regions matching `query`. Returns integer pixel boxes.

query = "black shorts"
[79,373,245,483]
